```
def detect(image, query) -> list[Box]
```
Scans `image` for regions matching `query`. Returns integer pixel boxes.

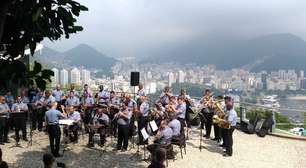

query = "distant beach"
[287,96,306,100]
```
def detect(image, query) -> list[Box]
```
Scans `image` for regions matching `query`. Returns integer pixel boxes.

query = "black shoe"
[0,142,4,145]
[54,154,63,158]
[219,144,225,147]
[23,138,28,142]
[204,136,210,139]
[112,148,120,152]
[87,143,94,148]
[120,149,127,152]
[212,138,219,141]
[223,153,232,157]
[4,140,10,143]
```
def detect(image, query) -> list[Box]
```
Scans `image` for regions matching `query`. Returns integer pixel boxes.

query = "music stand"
[9,112,27,148]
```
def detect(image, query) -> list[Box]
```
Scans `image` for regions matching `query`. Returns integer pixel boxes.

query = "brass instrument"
[212,101,230,129]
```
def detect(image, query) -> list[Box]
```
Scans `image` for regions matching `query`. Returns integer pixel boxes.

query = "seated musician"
[152,102,166,127]
[137,96,150,145]
[97,85,109,105]
[81,92,95,128]
[165,96,177,115]
[147,120,173,156]
[168,113,181,142]
[175,97,187,127]
[159,86,172,107]
[64,105,81,143]
[11,96,29,142]
[87,108,109,147]
[65,91,80,109]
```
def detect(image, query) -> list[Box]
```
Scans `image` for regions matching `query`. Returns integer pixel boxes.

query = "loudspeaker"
[130,72,140,86]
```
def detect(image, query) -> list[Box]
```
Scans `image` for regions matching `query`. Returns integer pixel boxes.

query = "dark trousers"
[117,124,129,150]
[137,116,148,144]
[34,108,45,131]
[88,127,107,145]
[0,117,6,143]
[64,124,79,142]
[47,125,61,156]
[204,113,213,137]
[224,127,235,156]
[213,123,221,140]
[14,117,27,142]
[221,128,226,145]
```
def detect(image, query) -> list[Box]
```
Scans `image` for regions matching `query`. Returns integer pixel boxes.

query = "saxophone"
[212,101,230,129]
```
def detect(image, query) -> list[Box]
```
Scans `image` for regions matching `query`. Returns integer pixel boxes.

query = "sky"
[43,0,306,58]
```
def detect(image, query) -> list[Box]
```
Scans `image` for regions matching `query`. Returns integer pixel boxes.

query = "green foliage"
[0,0,87,91]
[304,112,306,128]
[171,82,224,98]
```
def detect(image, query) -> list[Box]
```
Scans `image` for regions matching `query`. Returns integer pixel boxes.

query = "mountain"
[141,33,306,72]
[36,44,118,70]
[63,44,117,70]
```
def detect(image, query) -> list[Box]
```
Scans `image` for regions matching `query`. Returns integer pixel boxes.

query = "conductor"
[45,102,66,157]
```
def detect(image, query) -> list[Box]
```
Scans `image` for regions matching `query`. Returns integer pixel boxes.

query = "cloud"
[43,0,306,58]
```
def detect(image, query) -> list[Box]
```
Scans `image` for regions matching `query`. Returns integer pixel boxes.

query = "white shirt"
[98,91,110,103]
[139,102,150,117]
[11,102,28,112]
[52,90,64,102]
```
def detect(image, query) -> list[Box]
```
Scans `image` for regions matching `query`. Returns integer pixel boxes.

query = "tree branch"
[0,0,11,43]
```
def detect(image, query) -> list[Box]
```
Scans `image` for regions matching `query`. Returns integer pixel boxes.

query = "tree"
[0,0,88,91]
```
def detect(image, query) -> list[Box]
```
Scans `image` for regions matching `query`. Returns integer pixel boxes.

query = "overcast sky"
[43,0,306,58]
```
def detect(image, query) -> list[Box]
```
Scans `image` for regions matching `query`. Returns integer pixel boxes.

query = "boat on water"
[261,95,281,109]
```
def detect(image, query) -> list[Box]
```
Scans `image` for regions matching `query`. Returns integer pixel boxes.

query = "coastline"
[286,96,306,100]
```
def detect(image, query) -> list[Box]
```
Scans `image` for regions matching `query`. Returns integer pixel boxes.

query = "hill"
[141,33,306,71]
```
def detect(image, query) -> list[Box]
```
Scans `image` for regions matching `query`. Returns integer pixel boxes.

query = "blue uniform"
[45,109,63,125]
[168,119,181,136]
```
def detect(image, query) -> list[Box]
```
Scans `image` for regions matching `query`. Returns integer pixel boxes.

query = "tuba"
[212,101,230,129]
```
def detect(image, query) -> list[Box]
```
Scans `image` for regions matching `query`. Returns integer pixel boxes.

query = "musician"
[65,91,80,108]
[200,89,214,138]
[136,83,146,97]
[109,91,121,136]
[168,113,181,140]
[175,97,187,128]
[222,96,237,157]
[212,95,224,142]
[32,91,45,131]
[0,96,10,144]
[165,96,177,114]
[81,92,95,128]
[11,96,29,142]
[178,89,192,129]
[28,85,38,103]
[152,102,166,127]
[45,102,66,157]
[68,84,79,98]
[4,91,14,108]
[21,90,30,104]
[124,94,137,138]
[159,86,173,107]
[52,84,65,104]
[44,90,56,110]
[137,96,150,145]
[87,108,109,147]
[64,105,81,143]
[114,103,132,152]
[97,85,109,105]
[81,84,93,98]
[147,120,173,156]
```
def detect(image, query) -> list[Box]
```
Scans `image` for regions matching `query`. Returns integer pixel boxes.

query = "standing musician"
[200,89,214,139]
[87,108,109,147]
[45,102,66,157]
[44,90,56,110]
[124,94,137,138]
[32,91,46,131]
[108,91,121,136]
[136,83,146,97]
[64,105,81,143]
[137,96,150,145]
[80,92,95,130]
[151,102,166,127]
[212,95,224,142]
[159,86,173,107]
[20,90,30,104]
[96,85,109,105]
[68,84,79,98]
[147,119,173,158]
[222,96,237,157]
[65,91,80,109]
[0,96,10,144]
[178,89,192,128]
[4,91,14,109]
[175,97,187,128]
[11,96,29,142]
[114,103,133,152]
[52,84,65,107]
[81,84,93,98]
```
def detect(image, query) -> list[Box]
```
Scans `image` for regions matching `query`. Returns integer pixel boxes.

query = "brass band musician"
[87,108,109,147]
[63,105,81,143]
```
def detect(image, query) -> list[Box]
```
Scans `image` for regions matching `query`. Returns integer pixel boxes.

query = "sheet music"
[149,120,158,132]
[141,128,149,140]
[59,119,74,126]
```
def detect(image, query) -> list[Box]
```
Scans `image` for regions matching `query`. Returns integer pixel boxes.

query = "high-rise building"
[168,72,175,86]
[60,69,68,87]
[81,69,91,85]
[261,73,268,90]
[70,67,81,85]
[178,70,185,83]
[299,70,304,79]
[51,68,59,87]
